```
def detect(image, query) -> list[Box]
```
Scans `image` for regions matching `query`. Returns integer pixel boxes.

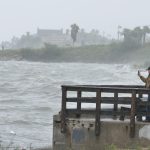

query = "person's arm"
[138,70,147,83]
[140,76,147,83]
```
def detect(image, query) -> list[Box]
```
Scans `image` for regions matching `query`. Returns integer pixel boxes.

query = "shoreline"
[0,43,149,67]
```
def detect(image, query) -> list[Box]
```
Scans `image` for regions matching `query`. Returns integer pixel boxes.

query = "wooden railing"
[60,85,150,138]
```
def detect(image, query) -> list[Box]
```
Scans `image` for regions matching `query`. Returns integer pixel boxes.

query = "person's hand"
[138,70,141,77]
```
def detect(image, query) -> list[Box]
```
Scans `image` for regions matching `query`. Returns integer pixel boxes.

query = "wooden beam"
[61,87,67,133]
[95,90,101,136]
[67,97,132,104]
[113,92,118,118]
[76,91,82,117]
[130,91,136,138]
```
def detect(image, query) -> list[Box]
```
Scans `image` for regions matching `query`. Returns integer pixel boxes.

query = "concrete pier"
[53,85,150,150]
[53,115,150,150]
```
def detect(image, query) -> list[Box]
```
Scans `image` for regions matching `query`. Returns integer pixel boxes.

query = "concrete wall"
[53,115,150,150]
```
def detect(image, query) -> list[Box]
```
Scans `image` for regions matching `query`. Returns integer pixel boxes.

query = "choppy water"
[0,61,145,148]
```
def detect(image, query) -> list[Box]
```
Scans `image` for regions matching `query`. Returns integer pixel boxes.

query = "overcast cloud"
[0,0,150,42]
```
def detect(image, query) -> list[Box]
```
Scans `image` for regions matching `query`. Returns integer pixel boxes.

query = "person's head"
[147,67,150,74]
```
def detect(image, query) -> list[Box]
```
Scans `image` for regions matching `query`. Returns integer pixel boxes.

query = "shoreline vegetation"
[0,42,150,66]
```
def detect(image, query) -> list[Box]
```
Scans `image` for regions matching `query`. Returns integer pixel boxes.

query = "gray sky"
[0,0,150,42]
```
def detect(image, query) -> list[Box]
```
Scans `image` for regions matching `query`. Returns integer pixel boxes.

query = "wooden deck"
[60,85,150,138]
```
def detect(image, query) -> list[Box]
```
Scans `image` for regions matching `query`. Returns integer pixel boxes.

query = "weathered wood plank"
[114,92,118,118]
[61,87,67,133]
[67,97,132,104]
[62,85,150,94]
[66,108,131,116]
[76,91,82,117]
[95,90,101,136]
[130,90,136,138]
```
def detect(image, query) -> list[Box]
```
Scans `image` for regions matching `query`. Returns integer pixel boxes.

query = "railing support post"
[130,90,136,138]
[61,86,67,133]
[114,92,118,118]
[76,91,82,117]
[147,93,150,119]
[136,93,143,121]
[95,90,101,136]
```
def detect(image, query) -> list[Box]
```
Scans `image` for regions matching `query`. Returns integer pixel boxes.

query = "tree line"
[122,26,150,48]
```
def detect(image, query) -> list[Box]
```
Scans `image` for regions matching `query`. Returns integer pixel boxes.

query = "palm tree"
[117,25,122,40]
[70,24,79,44]
[142,26,150,44]
[122,28,131,42]
[133,27,143,46]
[122,27,142,48]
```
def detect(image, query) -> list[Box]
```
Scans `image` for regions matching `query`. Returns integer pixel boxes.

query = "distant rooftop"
[37,28,63,37]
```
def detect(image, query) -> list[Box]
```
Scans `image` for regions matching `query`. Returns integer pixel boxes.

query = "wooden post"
[95,90,101,136]
[61,87,67,133]
[136,93,143,121]
[147,93,150,118]
[113,92,118,119]
[76,91,82,117]
[130,90,136,138]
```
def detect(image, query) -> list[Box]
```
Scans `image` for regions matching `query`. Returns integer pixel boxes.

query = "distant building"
[2,28,111,49]
[37,28,71,47]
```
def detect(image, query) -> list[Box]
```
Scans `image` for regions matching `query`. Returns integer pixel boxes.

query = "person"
[138,67,150,121]
[138,67,150,88]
